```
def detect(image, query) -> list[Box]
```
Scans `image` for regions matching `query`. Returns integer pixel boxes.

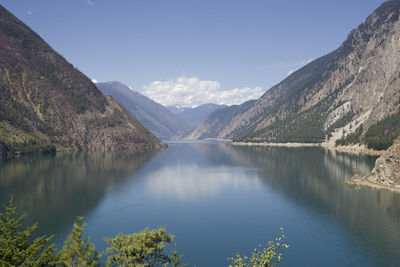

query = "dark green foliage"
[104,227,176,267]
[335,132,362,146]
[335,124,363,146]
[0,198,186,266]
[58,216,101,267]
[240,94,339,143]
[0,197,58,266]
[0,139,56,156]
[335,112,400,150]
[0,122,56,157]
[364,112,400,150]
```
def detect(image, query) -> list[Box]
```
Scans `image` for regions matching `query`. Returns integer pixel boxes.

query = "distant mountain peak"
[166,103,227,128]
[97,81,192,139]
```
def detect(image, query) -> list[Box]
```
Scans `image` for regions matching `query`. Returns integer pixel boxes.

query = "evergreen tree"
[170,250,186,267]
[364,112,400,150]
[58,216,100,267]
[104,227,175,267]
[0,197,58,266]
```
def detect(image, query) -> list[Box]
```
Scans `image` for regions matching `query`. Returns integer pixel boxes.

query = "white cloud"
[91,79,98,83]
[87,0,94,6]
[26,10,33,15]
[142,77,263,107]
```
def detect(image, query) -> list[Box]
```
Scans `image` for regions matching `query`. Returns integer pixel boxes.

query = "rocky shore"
[325,144,384,156]
[345,139,400,193]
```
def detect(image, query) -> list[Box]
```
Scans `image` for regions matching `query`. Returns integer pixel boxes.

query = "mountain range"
[97,81,192,139]
[190,0,400,149]
[0,5,164,157]
[2,0,400,159]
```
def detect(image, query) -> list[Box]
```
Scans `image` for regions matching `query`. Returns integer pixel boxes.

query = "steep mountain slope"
[216,0,400,144]
[97,81,192,139]
[0,5,164,157]
[188,100,256,139]
[171,103,227,128]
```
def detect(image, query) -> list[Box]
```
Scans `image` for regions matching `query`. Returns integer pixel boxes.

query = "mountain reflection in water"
[0,142,399,266]
[0,151,156,237]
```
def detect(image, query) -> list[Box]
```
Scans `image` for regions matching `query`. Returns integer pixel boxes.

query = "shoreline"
[345,174,400,194]
[323,144,384,156]
[345,140,400,194]
[232,141,320,148]
[231,141,384,155]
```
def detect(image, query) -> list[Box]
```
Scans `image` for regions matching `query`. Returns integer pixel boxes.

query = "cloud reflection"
[146,164,262,201]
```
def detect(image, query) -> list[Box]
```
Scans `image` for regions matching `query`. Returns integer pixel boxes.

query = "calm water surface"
[1,141,400,266]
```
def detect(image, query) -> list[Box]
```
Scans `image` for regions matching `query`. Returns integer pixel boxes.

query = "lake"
[1,141,399,266]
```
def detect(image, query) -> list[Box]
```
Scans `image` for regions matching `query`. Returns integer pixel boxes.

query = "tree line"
[336,112,400,150]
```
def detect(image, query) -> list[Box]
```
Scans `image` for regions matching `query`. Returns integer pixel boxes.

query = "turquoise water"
[1,141,399,266]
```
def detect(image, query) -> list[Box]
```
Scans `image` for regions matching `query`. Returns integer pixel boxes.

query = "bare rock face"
[370,139,400,187]
[0,5,164,155]
[195,0,400,142]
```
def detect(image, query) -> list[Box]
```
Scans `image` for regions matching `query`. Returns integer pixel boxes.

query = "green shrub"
[228,228,289,267]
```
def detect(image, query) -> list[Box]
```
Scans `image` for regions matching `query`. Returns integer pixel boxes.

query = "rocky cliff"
[369,139,400,188]
[0,5,164,156]
[346,139,400,191]
[200,0,400,144]
[97,81,192,139]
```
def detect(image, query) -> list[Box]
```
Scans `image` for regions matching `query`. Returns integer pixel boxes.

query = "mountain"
[203,0,400,146]
[188,100,256,139]
[169,103,228,128]
[0,5,164,157]
[166,106,191,115]
[96,81,192,139]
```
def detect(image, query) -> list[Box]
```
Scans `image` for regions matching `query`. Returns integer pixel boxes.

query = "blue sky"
[1,0,386,107]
